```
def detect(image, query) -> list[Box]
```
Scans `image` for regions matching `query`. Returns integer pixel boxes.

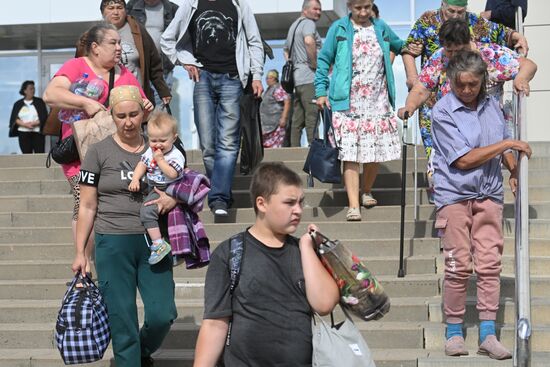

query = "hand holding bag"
[55,272,111,364]
[312,304,376,367]
[303,108,342,186]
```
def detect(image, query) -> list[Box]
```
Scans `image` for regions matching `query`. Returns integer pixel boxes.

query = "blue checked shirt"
[431,92,511,209]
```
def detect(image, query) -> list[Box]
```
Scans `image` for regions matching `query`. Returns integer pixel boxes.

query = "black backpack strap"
[225,232,245,348]
[228,232,245,295]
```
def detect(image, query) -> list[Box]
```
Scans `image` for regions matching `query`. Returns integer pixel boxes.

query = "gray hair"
[447,50,488,100]
[83,22,118,54]
[302,0,321,11]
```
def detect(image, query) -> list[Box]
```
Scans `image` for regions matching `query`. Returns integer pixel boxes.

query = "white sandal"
[361,193,377,208]
[346,207,362,221]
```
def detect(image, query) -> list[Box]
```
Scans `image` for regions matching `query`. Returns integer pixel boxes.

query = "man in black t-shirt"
[161,0,264,217]
[193,162,340,366]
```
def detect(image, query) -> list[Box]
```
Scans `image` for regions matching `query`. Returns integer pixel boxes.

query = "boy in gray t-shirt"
[129,111,185,264]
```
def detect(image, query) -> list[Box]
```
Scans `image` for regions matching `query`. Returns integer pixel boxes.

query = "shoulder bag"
[72,68,116,161]
[312,304,376,367]
[281,18,305,94]
[302,108,342,187]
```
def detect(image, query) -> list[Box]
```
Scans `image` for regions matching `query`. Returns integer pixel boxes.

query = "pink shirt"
[55,57,145,178]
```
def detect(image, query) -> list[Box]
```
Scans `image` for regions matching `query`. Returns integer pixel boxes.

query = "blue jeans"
[193,70,242,207]
[151,70,174,108]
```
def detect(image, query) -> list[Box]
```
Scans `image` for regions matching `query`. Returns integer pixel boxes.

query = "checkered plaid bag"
[55,273,111,364]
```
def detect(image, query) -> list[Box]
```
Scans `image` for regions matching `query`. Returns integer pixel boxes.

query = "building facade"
[1,0,546,154]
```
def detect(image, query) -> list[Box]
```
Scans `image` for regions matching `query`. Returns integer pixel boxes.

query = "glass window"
[375,0,411,23]
[415,0,442,18]
[0,55,38,155]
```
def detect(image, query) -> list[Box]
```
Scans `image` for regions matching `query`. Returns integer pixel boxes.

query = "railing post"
[513,6,531,367]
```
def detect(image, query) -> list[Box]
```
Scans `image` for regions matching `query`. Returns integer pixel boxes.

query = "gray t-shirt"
[285,17,322,86]
[80,135,148,234]
[119,22,142,85]
[204,231,312,366]
[145,2,164,54]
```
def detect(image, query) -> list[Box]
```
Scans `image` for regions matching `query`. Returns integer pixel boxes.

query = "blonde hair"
[147,111,178,135]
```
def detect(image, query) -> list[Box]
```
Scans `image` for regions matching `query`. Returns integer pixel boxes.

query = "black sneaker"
[211,201,229,217]
[141,356,154,367]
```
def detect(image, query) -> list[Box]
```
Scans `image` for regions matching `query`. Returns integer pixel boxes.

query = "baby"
[129,111,185,264]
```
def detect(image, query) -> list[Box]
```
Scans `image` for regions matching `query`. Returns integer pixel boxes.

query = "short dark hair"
[447,50,488,100]
[81,22,118,54]
[250,162,303,214]
[439,18,471,47]
[372,4,380,18]
[100,0,126,13]
[19,80,35,96]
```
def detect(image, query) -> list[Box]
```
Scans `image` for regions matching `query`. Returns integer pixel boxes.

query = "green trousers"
[291,83,317,147]
[95,233,177,367]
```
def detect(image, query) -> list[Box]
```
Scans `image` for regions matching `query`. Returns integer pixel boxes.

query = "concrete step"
[428,296,550,324]
[0,347,431,367]
[4,201,550,227]
[0,195,72,212]
[418,352,550,367]
[0,275,442,301]
[0,220,441,244]
[0,238,443,261]
[454,275,550,299]
[0,296,433,324]
[0,254,437,281]
[3,217,550,244]
[0,321,424,350]
[0,173,430,197]
[3,237,550,262]
[435,255,550,276]
[423,323,550,352]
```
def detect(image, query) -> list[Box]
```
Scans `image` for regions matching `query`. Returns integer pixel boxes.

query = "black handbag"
[46,132,79,168]
[281,18,305,94]
[303,108,341,187]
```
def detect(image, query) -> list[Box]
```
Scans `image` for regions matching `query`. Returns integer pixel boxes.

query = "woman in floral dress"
[315,0,403,221]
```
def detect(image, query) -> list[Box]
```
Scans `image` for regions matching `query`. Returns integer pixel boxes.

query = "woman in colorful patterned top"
[398,18,536,121]
[400,0,528,201]
[315,0,403,221]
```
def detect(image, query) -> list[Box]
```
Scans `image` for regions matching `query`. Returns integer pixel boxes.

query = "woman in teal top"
[315,0,404,221]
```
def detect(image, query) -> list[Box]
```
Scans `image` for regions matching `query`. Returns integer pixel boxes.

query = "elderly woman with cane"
[431,50,531,359]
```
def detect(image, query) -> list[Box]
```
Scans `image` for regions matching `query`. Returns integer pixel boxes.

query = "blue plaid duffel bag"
[55,272,111,364]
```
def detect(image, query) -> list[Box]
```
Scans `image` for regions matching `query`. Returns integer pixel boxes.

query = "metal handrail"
[513,6,531,367]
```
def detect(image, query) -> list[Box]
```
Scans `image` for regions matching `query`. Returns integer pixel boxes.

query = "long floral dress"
[332,24,401,164]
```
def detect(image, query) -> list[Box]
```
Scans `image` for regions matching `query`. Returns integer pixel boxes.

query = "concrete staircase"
[0,144,549,366]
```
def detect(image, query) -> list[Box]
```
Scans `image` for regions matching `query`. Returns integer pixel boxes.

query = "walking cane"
[398,111,410,278]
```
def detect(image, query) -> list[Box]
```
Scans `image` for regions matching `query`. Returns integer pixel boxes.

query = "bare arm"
[43,76,106,117]
[129,161,147,192]
[193,318,230,367]
[453,139,531,170]
[502,151,519,194]
[279,98,291,127]
[299,224,340,315]
[513,57,537,96]
[72,185,98,273]
[397,82,431,119]
[402,53,419,90]
[304,35,318,71]
[153,150,179,180]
